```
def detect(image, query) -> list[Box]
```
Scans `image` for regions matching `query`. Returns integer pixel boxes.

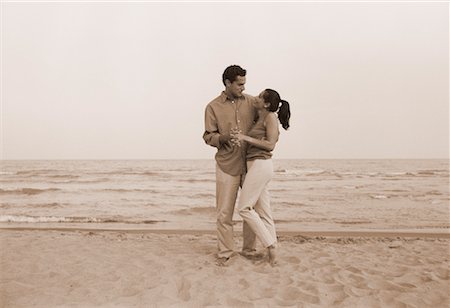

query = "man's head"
[222,65,246,99]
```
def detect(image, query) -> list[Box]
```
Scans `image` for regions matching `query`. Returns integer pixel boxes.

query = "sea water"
[0,159,448,231]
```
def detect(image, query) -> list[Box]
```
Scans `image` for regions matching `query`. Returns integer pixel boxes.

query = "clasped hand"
[230,127,243,147]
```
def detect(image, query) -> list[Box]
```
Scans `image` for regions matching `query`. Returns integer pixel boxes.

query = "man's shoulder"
[242,93,255,99]
[242,93,257,103]
[206,93,225,107]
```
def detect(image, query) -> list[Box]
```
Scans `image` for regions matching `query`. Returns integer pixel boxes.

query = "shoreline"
[1,224,449,239]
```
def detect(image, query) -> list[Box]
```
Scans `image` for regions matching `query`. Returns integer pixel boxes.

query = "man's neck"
[224,90,240,101]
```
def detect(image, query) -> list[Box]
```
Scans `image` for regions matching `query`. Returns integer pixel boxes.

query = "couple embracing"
[203,65,291,266]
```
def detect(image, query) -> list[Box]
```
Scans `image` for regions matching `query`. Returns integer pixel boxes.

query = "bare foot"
[268,245,278,266]
[215,257,230,267]
[240,249,265,260]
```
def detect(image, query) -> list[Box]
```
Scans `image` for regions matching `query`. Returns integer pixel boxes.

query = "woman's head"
[257,89,291,130]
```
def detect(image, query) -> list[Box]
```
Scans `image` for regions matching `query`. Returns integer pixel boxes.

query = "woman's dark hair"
[222,65,246,86]
[262,89,291,130]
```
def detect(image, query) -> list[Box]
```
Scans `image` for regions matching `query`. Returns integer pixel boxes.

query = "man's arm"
[203,105,230,148]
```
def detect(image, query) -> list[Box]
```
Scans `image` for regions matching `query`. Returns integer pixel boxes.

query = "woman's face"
[254,91,268,110]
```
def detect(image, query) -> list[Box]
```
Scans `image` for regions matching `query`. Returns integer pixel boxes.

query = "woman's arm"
[237,113,279,151]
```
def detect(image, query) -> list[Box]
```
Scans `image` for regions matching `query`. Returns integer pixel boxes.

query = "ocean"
[0,159,448,231]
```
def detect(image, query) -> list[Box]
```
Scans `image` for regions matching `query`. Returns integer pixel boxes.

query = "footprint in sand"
[314,267,338,284]
[367,278,404,291]
[176,277,191,301]
[283,256,301,264]
[238,278,250,290]
[269,272,291,286]
[347,273,366,284]
[154,250,166,257]
[120,286,141,298]
[336,268,366,286]
[259,287,277,300]
[226,297,253,307]
[384,265,409,278]
[345,265,362,274]
[277,287,321,306]
[297,281,319,294]
[321,283,347,303]
[243,286,276,301]
[279,286,302,301]
[315,251,330,258]
[397,282,417,289]
[434,267,449,280]
[106,273,121,283]
[399,255,423,266]
[144,278,161,290]
[253,264,274,274]
[344,285,375,297]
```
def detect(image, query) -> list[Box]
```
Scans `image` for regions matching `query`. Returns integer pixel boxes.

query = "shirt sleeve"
[248,95,258,121]
[203,104,221,148]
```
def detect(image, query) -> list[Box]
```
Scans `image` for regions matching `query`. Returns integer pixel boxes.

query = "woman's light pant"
[237,159,277,248]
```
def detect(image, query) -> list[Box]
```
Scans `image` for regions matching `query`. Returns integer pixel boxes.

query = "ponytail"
[262,89,291,130]
[278,100,290,130]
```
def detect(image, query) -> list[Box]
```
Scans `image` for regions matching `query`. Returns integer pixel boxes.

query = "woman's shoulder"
[263,112,278,126]
[266,112,278,121]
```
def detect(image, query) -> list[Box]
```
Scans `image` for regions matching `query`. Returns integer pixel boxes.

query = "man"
[203,65,257,265]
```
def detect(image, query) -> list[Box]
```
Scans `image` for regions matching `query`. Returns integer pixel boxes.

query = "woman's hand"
[230,128,243,147]
[234,133,247,142]
[230,133,244,147]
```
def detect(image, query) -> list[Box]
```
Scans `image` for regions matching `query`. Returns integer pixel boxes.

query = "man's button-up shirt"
[203,92,256,176]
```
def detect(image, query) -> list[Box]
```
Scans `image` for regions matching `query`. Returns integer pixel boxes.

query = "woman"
[235,88,291,266]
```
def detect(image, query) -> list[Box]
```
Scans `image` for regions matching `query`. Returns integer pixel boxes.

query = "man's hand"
[230,127,242,147]
[219,133,232,145]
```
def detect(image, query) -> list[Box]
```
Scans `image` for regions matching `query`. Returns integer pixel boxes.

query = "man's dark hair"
[222,65,246,86]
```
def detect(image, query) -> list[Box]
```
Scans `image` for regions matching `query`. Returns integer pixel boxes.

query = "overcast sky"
[1,1,448,160]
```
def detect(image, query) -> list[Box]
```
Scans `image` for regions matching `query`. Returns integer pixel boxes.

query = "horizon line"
[1,157,448,161]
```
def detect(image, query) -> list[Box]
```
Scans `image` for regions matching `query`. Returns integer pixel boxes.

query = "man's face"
[227,75,246,98]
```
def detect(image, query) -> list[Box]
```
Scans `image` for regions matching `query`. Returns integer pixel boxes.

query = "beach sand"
[0,228,449,307]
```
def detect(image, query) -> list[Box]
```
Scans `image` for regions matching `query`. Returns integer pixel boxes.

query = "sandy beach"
[1,159,448,307]
[1,227,448,307]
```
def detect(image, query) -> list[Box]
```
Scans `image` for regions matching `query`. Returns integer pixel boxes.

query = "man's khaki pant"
[216,164,256,258]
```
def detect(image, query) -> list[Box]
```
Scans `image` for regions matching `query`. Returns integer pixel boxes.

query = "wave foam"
[0,215,166,224]
[0,188,61,195]
[0,215,100,223]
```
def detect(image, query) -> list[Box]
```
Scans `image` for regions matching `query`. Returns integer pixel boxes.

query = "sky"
[1,0,449,160]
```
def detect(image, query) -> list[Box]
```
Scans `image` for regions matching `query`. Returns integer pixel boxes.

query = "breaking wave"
[0,188,61,195]
[0,215,165,224]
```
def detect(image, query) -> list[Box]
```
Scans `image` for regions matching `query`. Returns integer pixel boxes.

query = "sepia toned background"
[1,0,448,160]
[1,2,449,307]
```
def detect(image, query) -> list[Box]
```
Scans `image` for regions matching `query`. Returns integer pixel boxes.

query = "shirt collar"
[220,91,242,103]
